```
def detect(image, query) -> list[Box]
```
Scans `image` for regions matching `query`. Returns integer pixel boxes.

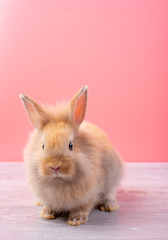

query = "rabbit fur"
[20,86,124,226]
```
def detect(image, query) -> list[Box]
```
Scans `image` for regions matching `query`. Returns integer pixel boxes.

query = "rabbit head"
[20,86,88,180]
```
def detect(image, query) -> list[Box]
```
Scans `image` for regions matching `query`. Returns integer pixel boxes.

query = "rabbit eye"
[69,141,73,151]
[42,144,45,150]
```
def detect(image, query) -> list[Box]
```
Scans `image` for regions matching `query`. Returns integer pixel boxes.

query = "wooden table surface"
[0,162,167,240]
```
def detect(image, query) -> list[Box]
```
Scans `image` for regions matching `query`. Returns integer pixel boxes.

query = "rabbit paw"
[40,207,56,220]
[35,201,43,206]
[67,212,87,226]
[98,204,119,212]
[98,199,119,212]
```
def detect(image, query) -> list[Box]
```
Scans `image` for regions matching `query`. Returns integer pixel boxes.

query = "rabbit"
[20,86,124,226]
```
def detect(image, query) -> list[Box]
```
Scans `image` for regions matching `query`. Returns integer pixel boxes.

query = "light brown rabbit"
[20,86,124,226]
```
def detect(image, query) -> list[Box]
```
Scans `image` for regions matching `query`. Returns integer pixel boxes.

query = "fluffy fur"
[20,86,124,226]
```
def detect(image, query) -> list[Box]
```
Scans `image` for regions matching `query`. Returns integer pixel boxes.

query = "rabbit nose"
[54,167,60,171]
[49,166,60,171]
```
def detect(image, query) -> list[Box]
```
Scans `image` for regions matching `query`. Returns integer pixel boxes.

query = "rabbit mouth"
[54,168,60,176]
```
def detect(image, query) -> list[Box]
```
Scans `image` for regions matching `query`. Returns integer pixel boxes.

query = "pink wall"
[0,0,168,162]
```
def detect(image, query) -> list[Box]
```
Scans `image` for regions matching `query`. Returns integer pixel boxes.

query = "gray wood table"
[0,162,167,240]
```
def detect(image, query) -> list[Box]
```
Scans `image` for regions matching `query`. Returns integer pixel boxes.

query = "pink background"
[0,0,168,162]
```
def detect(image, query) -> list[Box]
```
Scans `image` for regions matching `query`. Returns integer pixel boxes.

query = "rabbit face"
[39,121,76,179]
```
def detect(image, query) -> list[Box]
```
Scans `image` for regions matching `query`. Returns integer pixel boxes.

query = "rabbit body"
[21,87,124,225]
[25,121,123,210]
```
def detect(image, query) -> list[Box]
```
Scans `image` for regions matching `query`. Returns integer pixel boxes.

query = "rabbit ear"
[20,94,48,130]
[70,86,88,125]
